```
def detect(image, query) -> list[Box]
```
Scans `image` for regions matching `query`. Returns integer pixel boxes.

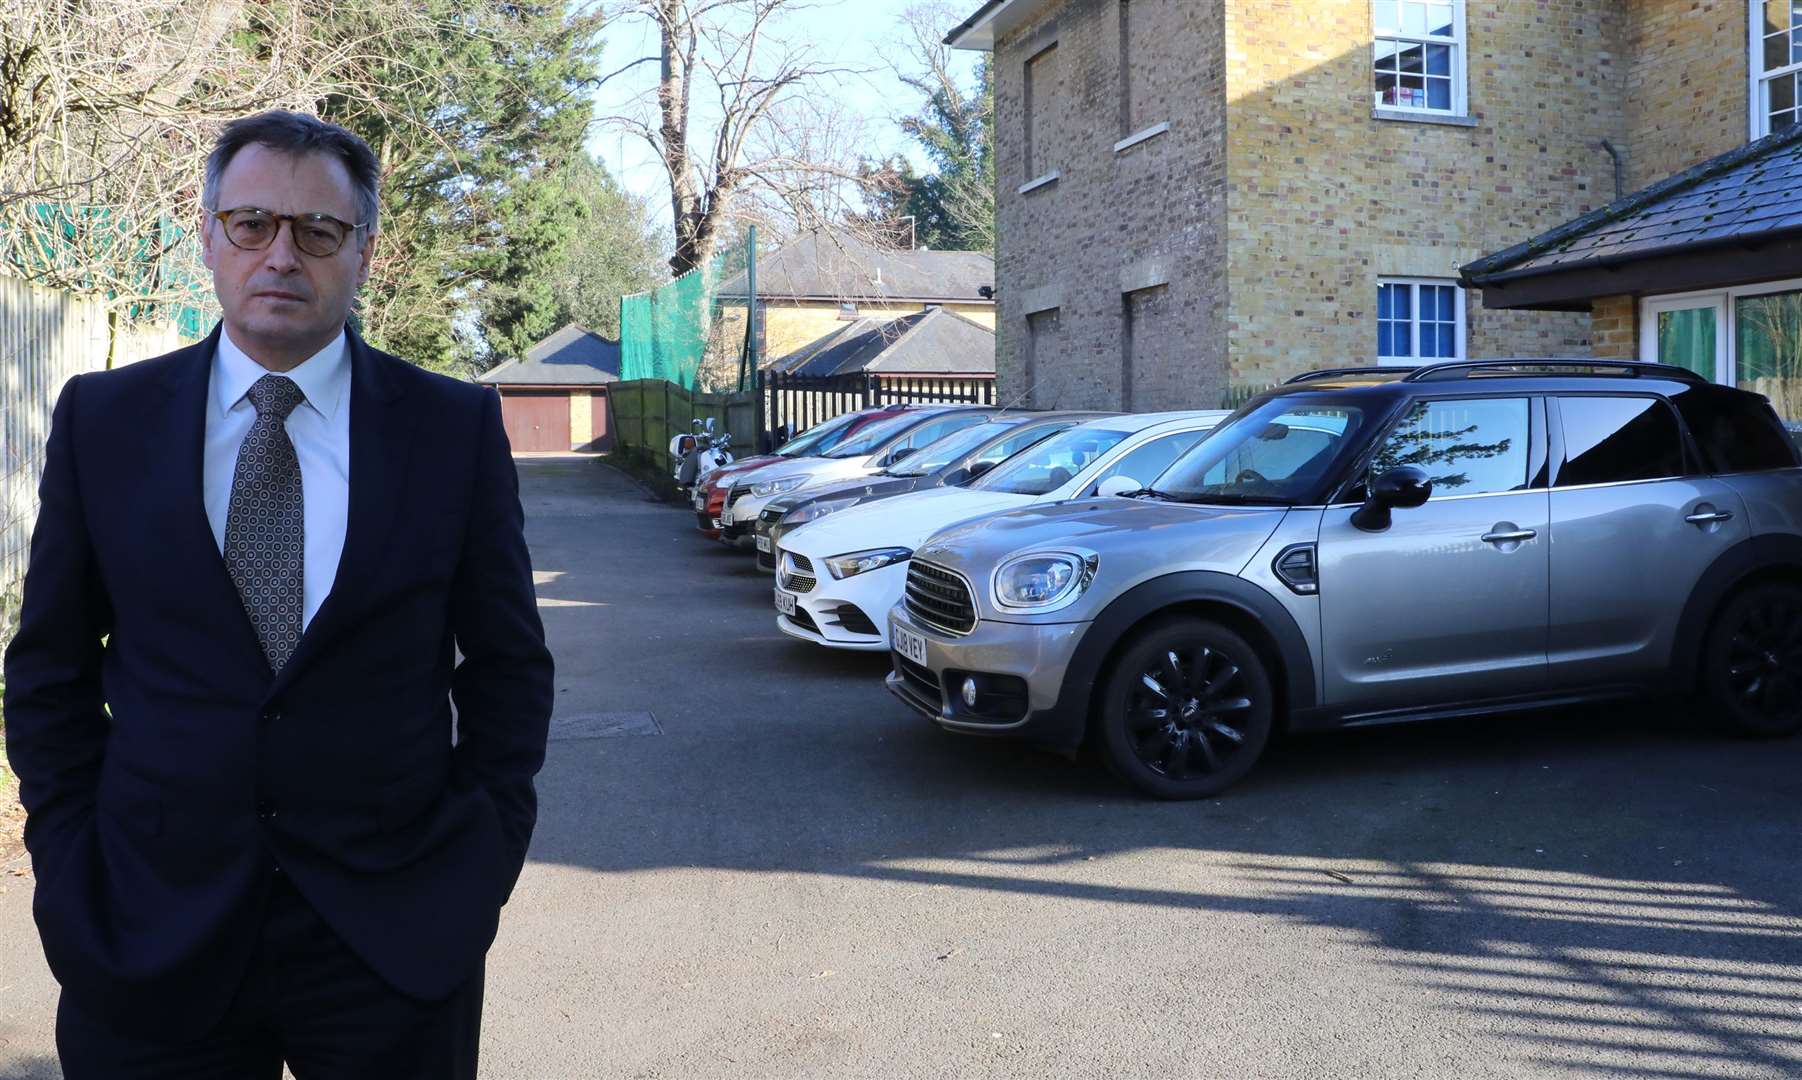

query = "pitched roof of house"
[718,231,994,305]
[1461,123,1802,308]
[476,323,621,386]
[769,307,996,378]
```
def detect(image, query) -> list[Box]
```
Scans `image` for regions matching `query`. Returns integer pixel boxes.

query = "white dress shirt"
[203,328,352,630]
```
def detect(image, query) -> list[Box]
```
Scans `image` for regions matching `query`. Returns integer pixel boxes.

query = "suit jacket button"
[257,801,277,820]
[261,709,282,723]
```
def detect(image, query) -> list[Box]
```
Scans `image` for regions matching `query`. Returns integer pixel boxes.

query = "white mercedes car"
[772,411,1229,650]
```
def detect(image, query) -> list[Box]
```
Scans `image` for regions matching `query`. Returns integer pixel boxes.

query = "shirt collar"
[214,326,351,422]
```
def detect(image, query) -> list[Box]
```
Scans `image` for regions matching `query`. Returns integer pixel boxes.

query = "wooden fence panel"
[0,277,188,606]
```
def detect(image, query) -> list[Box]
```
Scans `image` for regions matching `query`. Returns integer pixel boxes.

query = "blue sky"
[587,0,979,235]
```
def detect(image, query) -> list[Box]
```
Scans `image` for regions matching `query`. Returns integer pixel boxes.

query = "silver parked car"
[886,360,1802,799]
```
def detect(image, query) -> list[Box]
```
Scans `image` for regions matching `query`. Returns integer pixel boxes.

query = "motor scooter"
[673,418,734,495]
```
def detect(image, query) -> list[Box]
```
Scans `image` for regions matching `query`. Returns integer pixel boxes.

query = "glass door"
[1641,295,1727,381]
[1736,288,1802,421]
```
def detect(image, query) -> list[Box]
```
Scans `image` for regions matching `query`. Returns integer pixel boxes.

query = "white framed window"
[1641,277,1802,419]
[1753,1,1802,138]
[1378,278,1465,364]
[1373,1,1466,115]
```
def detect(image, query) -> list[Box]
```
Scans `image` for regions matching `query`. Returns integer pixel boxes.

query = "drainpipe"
[1600,139,1625,201]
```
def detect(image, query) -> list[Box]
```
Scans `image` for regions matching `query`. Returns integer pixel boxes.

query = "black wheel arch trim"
[1672,533,1802,692]
[1035,571,1316,751]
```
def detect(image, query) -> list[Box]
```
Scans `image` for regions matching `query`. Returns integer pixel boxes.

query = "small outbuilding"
[1462,124,1802,420]
[477,323,620,452]
[768,306,997,379]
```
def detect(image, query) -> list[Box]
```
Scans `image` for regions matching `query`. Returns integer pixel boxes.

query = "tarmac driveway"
[4,457,1802,1079]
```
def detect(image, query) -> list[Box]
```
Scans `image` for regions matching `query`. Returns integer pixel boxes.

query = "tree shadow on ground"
[521,460,1802,1079]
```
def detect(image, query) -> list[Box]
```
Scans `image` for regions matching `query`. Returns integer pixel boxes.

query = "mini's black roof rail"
[1401,358,1709,383]
[1284,366,1418,384]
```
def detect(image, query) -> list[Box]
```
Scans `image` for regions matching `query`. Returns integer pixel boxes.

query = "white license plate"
[774,589,798,617]
[755,535,772,553]
[893,623,929,666]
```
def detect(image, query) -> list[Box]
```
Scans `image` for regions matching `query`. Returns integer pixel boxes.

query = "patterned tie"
[224,374,307,673]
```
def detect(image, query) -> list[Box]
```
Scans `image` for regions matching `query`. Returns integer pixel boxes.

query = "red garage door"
[499,390,571,452]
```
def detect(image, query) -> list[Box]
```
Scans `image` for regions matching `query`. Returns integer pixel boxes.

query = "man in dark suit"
[3,110,554,1077]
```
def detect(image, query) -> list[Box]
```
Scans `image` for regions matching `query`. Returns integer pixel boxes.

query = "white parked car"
[772,411,1229,650]
[719,407,995,540]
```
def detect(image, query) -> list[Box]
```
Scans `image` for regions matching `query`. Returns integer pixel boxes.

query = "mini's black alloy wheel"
[1704,583,1802,737]
[1097,616,1275,799]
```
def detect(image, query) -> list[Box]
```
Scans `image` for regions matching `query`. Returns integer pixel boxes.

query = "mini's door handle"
[1482,528,1537,544]
[1685,509,1734,525]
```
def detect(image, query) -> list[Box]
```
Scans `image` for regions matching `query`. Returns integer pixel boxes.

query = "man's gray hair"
[203,110,381,236]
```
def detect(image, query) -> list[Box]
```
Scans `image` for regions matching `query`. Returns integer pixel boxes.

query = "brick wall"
[1589,294,1638,359]
[985,0,1754,404]
[1623,0,1750,191]
[1223,0,1626,386]
[993,0,1227,409]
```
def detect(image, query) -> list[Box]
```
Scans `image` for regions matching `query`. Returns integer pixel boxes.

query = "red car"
[692,405,920,539]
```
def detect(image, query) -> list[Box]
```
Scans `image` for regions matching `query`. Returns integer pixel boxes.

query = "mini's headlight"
[750,475,809,498]
[782,496,860,526]
[993,552,1095,610]
[824,547,913,579]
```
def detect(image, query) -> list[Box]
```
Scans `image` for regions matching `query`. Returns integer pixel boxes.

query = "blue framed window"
[1378,279,1463,363]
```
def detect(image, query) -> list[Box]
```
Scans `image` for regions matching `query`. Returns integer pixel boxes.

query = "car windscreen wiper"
[1168,492,1291,506]
[1118,487,1179,501]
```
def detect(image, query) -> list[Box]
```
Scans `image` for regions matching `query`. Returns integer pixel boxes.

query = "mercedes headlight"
[992,552,1096,610]
[824,547,912,579]
[750,475,809,498]
[782,496,861,526]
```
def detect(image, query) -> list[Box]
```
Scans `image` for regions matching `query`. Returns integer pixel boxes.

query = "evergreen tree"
[300,1,609,372]
[862,21,994,252]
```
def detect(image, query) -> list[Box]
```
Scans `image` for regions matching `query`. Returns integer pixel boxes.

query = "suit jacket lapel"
[148,327,271,674]
[271,330,416,696]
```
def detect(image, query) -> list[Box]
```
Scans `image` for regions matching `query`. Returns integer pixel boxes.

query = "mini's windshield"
[826,412,930,458]
[973,426,1131,496]
[1151,401,1370,504]
[886,420,1024,476]
[778,411,863,457]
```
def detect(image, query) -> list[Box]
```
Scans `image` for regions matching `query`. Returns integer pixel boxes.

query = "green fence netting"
[2,203,209,336]
[619,241,750,390]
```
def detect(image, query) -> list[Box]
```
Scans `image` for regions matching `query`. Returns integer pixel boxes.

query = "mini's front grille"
[905,561,977,635]
[786,607,820,634]
[826,604,879,636]
[896,656,942,702]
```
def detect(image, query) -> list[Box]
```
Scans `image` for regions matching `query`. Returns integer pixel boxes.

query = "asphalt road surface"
[4,457,1802,1079]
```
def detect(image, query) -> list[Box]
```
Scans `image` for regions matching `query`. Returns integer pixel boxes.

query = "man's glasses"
[211,207,367,258]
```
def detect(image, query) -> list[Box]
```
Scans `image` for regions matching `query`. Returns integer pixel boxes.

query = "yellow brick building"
[715,231,996,367]
[949,0,1778,407]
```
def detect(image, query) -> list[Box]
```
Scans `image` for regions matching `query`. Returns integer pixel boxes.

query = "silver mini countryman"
[886,360,1802,799]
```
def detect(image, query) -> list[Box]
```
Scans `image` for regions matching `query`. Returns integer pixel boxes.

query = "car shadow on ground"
[525,460,1802,1079]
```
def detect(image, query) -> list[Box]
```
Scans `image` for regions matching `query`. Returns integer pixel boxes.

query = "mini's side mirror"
[1351,466,1432,531]
[1096,475,1141,498]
